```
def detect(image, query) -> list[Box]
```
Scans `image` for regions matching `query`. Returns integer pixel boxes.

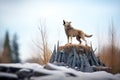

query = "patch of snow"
[0,63,120,80]
[0,72,17,78]
[0,63,43,69]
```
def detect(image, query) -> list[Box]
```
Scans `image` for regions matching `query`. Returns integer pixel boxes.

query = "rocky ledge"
[50,43,111,72]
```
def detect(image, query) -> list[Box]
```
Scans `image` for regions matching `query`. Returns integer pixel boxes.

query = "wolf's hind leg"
[81,37,87,45]
[76,36,81,44]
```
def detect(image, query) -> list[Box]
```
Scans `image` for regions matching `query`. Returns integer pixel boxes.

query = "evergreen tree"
[12,34,20,63]
[1,31,12,63]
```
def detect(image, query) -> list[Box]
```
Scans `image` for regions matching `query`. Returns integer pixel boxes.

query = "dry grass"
[59,43,91,51]
[59,43,92,55]
[0,52,1,63]
[26,53,50,65]
[98,21,120,74]
[99,46,120,74]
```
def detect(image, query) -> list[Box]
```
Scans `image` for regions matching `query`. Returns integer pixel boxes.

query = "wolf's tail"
[85,34,93,37]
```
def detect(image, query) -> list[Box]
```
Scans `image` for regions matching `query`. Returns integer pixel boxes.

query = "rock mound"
[50,43,110,72]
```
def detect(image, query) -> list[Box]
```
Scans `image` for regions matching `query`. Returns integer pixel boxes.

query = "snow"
[0,63,43,69]
[0,72,17,78]
[0,63,120,80]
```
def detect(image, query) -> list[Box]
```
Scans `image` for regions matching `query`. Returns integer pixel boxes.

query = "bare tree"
[27,21,52,65]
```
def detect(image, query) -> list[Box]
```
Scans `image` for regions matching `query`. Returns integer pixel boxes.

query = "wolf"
[63,20,92,45]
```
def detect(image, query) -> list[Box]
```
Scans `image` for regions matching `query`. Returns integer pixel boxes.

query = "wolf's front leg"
[79,40,82,44]
[82,37,87,45]
[67,36,69,43]
[70,37,72,44]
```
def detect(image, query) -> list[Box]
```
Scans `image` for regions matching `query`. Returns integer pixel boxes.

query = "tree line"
[0,31,20,63]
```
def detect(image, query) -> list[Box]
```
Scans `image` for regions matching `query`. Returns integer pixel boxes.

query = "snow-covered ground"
[0,63,120,80]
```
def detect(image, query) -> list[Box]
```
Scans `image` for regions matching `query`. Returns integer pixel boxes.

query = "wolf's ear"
[69,21,72,24]
[63,20,65,25]
[63,20,65,22]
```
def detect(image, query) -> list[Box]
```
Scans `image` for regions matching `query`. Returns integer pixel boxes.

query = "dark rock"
[49,43,106,72]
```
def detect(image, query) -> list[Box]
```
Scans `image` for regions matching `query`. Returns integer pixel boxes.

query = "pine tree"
[1,31,12,63]
[12,34,20,63]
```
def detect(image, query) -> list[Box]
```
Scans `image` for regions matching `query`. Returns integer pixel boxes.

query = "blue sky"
[0,0,120,61]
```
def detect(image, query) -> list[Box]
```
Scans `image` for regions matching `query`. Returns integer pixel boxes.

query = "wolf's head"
[63,20,71,28]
